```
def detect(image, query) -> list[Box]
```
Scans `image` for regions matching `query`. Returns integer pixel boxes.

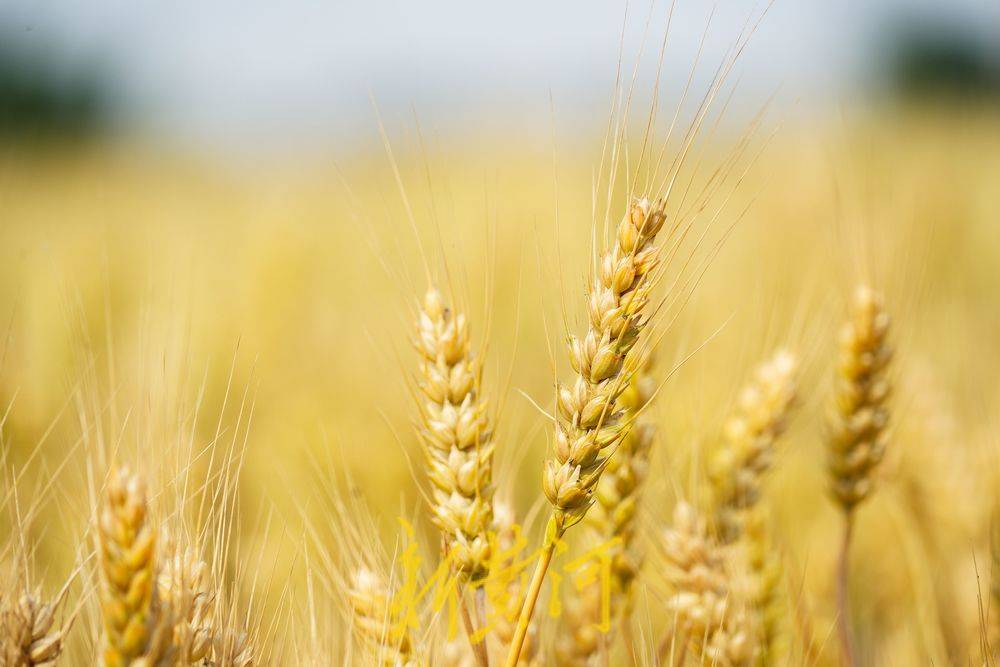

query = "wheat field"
[1,72,999,666]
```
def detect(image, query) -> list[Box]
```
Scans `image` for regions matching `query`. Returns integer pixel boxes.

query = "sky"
[1,0,997,154]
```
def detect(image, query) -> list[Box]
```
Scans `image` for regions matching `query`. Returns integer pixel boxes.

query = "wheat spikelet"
[0,590,65,665]
[545,197,667,534]
[347,567,415,667]
[213,629,253,667]
[157,545,215,664]
[709,350,797,544]
[491,503,541,667]
[97,466,172,667]
[661,502,757,667]
[827,286,891,511]
[414,287,494,581]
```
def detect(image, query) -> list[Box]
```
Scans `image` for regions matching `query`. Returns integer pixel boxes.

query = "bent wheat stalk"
[826,286,891,667]
[506,197,667,667]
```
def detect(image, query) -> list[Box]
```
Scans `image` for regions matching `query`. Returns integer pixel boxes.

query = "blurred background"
[1,0,999,662]
[0,0,998,152]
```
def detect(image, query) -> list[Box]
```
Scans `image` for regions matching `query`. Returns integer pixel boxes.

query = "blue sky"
[2,0,997,152]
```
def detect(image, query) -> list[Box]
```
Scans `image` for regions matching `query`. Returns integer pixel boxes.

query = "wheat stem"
[836,513,856,667]
[504,526,561,667]
[459,591,489,667]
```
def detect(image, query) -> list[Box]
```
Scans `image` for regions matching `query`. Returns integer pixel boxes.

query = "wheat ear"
[491,502,541,667]
[348,567,415,667]
[506,197,667,667]
[743,510,785,665]
[157,545,215,664]
[0,590,66,665]
[97,466,172,667]
[661,502,757,667]
[555,355,658,665]
[415,287,495,581]
[826,285,891,667]
[709,350,797,544]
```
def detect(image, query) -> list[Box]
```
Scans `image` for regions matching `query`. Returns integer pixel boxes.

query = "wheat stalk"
[506,197,668,667]
[97,466,172,667]
[826,285,891,667]
[661,502,758,667]
[0,589,66,665]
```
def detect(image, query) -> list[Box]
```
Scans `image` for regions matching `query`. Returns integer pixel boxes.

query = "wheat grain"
[214,628,254,667]
[97,466,172,667]
[415,287,495,582]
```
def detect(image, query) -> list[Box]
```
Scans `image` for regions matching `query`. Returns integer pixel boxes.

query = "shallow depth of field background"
[1,1,999,663]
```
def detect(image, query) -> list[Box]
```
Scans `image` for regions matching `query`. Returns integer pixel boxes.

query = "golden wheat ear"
[506,197,669,667]
[545,198,668,535]
[414,287,496,583]
[97,466,173,666]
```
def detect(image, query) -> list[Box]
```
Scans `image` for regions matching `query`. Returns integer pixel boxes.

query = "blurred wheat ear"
[709,349,798,544]
[0,587,68,665]
[661,501,758,666]
[347,567,415,666]
[97,466,173,666]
